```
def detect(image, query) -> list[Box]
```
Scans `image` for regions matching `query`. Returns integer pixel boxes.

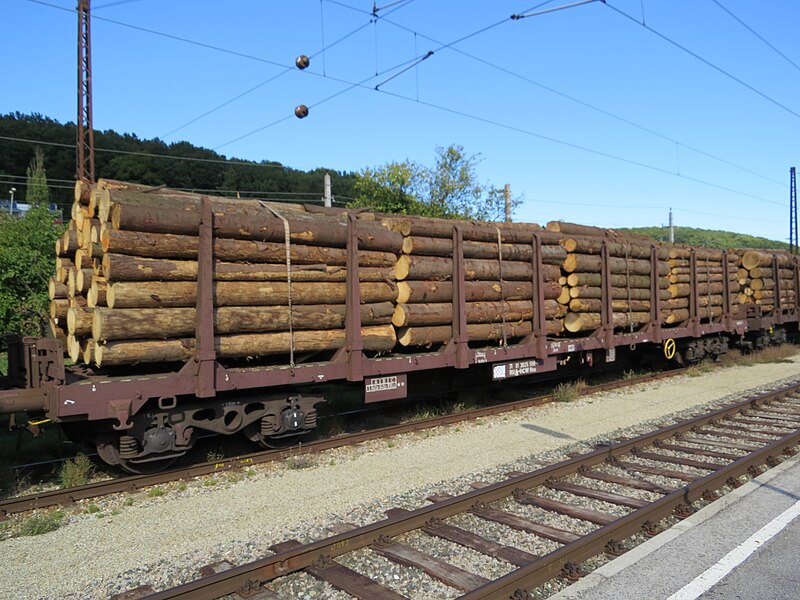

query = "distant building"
[0,200,63,222]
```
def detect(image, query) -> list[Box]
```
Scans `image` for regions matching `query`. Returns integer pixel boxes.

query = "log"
[563,254,669,275]
[749,267,773,279]
[49,278,68,300]
[103,254,397,283]
[563,311,650,333]
[567,298,651,313]
[67,335,81,364]
[106,280,397,308]
[394,255,557,281]
[396,320,563,346]
[92,303,395,341]
[391,300,553,327]
[88,278,108,308]
[401,236,566,264]
[61,229,80,255]
[396,280,560,303]
[67,307,93,337]
[565,272,659,289]
[663,306,723,324]
[108,190,405,252]
[94,325,397,366]
[669,273,724,284]
[380,215,542,243]
[561,238,667,259]
[101,229,397,267]
[81,340,94,365]
[668,282,725,298]
[75,268,94,293]
[741,250,773,270]
[50,299,70,321]
[750,278,774,291]
[569,286,670,301]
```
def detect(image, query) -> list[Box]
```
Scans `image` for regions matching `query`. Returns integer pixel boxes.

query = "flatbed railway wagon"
[1,181,797,472]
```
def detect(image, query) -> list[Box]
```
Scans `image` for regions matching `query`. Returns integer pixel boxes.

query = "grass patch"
[58,454,94,488]
[147,487,165,498]
[19,510,65,536]
[284,454,316,470]
[84,504,100,514]
[124,497,135,507]
[202,477,217,487]
[552,380,586,403]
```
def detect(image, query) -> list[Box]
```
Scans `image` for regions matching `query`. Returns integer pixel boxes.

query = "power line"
[605,1,800,121]
[377,14,784,187]
[0,134,287,168]
[710,0,800,74]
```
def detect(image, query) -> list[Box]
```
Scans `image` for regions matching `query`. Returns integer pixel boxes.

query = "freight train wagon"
[0,180,797,472]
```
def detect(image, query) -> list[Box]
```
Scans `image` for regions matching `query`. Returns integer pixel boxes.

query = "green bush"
[19,510,64,536]
[58,454,94,488]
[0,206,64,340]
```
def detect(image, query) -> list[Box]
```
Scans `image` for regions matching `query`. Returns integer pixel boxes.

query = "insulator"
[295,54,310,70]
[295,104,309,119]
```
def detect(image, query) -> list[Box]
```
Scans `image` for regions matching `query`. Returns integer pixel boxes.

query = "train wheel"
[243,421,311,449]
[94,431,185,474]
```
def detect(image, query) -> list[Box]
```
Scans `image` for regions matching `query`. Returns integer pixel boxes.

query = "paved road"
[552,455,800,600]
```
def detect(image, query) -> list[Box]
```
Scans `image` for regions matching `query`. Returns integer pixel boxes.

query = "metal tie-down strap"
[261,202,295,367]
[496,227,508,347]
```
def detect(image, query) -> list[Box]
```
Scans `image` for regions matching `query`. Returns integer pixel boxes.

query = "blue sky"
[1,0,798,241]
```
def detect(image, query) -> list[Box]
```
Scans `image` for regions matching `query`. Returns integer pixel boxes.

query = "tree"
[25,146,50,206]
[349,144,522,220]
[0,206,64,339]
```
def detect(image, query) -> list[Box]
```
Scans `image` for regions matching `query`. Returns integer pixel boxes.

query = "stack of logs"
[736,250,796,313]
[47,179,798,369]
[389,218,566,346]
[545,221,671,333]
[663,247,739,324]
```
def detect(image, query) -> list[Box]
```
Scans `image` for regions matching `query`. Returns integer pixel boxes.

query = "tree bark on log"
[565,272,660,289]
[668,282,724,298]
[67,307,93,336]
[563,254,669,275]
[396,319,563,346]
[49,278,68,300]
[663,306,723,324]
[391,300,556,327]
[101,229,397,267]
[94,325,397,366]
[394,255,558,281]
[568,286,670,301]
[103,253,397,283]
[92,302,395,341]
[380,215,542,243]
[400,236,566,264]
[106,280,397,308]
[88,278,108,308]
[561,238,667,259]
[563,311,650,333]
[741,251,773,270]
[567,298,651,313]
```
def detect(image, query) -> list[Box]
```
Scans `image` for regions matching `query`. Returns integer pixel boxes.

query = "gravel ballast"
[3,355,800,599]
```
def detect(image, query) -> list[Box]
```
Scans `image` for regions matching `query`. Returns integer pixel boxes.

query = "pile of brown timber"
[663,247,740,324]
[544,221,670,333]
[389,216,565,346]
[55,180,404,367]
[736,250,796,314]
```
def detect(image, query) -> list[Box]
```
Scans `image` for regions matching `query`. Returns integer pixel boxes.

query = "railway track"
[120,380,800,600]
[0,368,684,519]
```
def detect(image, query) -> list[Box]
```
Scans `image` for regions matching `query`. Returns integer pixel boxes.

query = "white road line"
[666,499,800,600]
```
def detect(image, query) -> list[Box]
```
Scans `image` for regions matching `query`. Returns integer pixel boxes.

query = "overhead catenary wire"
[604,1,800,121]
[710,0,800,74]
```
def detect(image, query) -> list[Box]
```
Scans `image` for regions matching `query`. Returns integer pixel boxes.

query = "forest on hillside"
[0,112,358,210]
[623,226,789,251]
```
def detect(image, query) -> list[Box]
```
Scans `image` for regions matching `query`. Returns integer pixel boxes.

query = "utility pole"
[504,183,511,222]
[77,0,95,183]
[790,167,798,255]
[669,207,674,243]
[323,173,332,207]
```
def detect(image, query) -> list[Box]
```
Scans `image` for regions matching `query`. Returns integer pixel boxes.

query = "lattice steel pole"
[791,167,797,255]
[77,0,95,183]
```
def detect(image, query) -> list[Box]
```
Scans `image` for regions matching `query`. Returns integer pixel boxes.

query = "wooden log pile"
[389,215,566,345]
[735,250,796,314]
[49,180,799,369]
[544,222,670,333]
[60,179,407,366]
[662,247,740,325]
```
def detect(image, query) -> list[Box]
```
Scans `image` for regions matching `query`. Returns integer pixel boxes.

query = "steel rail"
[142,381,800,600]
[0,368,685,518]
